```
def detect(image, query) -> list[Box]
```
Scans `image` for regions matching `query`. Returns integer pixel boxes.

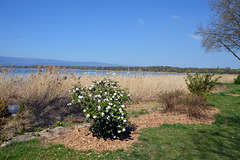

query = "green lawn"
[1,85,240,160]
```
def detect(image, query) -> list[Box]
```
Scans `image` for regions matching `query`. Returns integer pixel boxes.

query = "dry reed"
[0,66,238,104]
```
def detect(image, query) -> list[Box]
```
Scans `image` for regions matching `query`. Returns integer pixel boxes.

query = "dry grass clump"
[0,67,22,100]
[22,66,70,107]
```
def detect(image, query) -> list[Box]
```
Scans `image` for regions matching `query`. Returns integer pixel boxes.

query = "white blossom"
[121,105,125,108]
[93,115,97,119]
[95,95,101,98]
[119,108,123,113]
[98,106,101,111]
[83,109,86,112]
[78,95,84,99]
[107,106,111,110]
[76,88,79,91]
[86,114,90,118]
[123,119,127,123]
[101,112,105,117]
[67,103,72,106]
[118,130,121,133]
[122,128,126,132]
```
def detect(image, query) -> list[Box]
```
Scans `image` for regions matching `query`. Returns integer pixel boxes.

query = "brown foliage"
[158,90,208,118]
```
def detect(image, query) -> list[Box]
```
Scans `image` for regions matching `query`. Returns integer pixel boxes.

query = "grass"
[1,84,240,159]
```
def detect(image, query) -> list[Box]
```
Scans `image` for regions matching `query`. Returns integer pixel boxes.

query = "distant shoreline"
[2,65,239,74]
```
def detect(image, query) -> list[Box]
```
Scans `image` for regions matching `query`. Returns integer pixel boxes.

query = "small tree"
[185,71,221,97]
[196,0,240,61]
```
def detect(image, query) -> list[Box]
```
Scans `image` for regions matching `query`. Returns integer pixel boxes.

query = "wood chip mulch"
[40,108,219,152]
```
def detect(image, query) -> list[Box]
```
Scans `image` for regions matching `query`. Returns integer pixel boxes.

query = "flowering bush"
[68,78,131,138]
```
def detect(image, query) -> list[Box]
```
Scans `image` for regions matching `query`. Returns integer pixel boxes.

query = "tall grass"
[0,66,238,104]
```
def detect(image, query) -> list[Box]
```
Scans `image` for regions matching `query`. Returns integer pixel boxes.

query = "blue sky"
[0,0,239,68]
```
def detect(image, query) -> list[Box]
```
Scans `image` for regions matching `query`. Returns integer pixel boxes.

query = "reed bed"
[0,66,238,104]
[82,74,189,102]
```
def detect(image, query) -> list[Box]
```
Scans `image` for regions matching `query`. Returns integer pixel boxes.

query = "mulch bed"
[40,108,219,152]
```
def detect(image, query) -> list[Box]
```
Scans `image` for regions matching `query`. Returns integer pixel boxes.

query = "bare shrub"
[158,90,185,112]
[158,90,208,118]
[181,94,207,118]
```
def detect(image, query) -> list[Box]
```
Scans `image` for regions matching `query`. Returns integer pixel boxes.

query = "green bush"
[185,71,220,97]
[69,78,131,139]
[234,75,240,84]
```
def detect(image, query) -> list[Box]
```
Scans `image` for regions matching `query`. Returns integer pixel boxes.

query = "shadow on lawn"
[189,113,240,159]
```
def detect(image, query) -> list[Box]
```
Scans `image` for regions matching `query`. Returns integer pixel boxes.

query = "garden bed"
[40,107,218,152]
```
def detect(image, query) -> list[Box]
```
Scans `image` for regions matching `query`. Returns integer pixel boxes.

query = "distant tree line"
[11,65,240,74]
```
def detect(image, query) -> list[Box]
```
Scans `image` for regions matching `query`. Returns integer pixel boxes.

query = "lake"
[4,68,185,76]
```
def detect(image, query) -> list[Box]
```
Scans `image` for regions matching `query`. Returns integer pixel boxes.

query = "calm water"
[5,68,184,76]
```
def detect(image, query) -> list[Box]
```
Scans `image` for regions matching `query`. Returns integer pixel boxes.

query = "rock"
[1,134,35,147]
[75,123,91,128]
[0,123,91,148]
